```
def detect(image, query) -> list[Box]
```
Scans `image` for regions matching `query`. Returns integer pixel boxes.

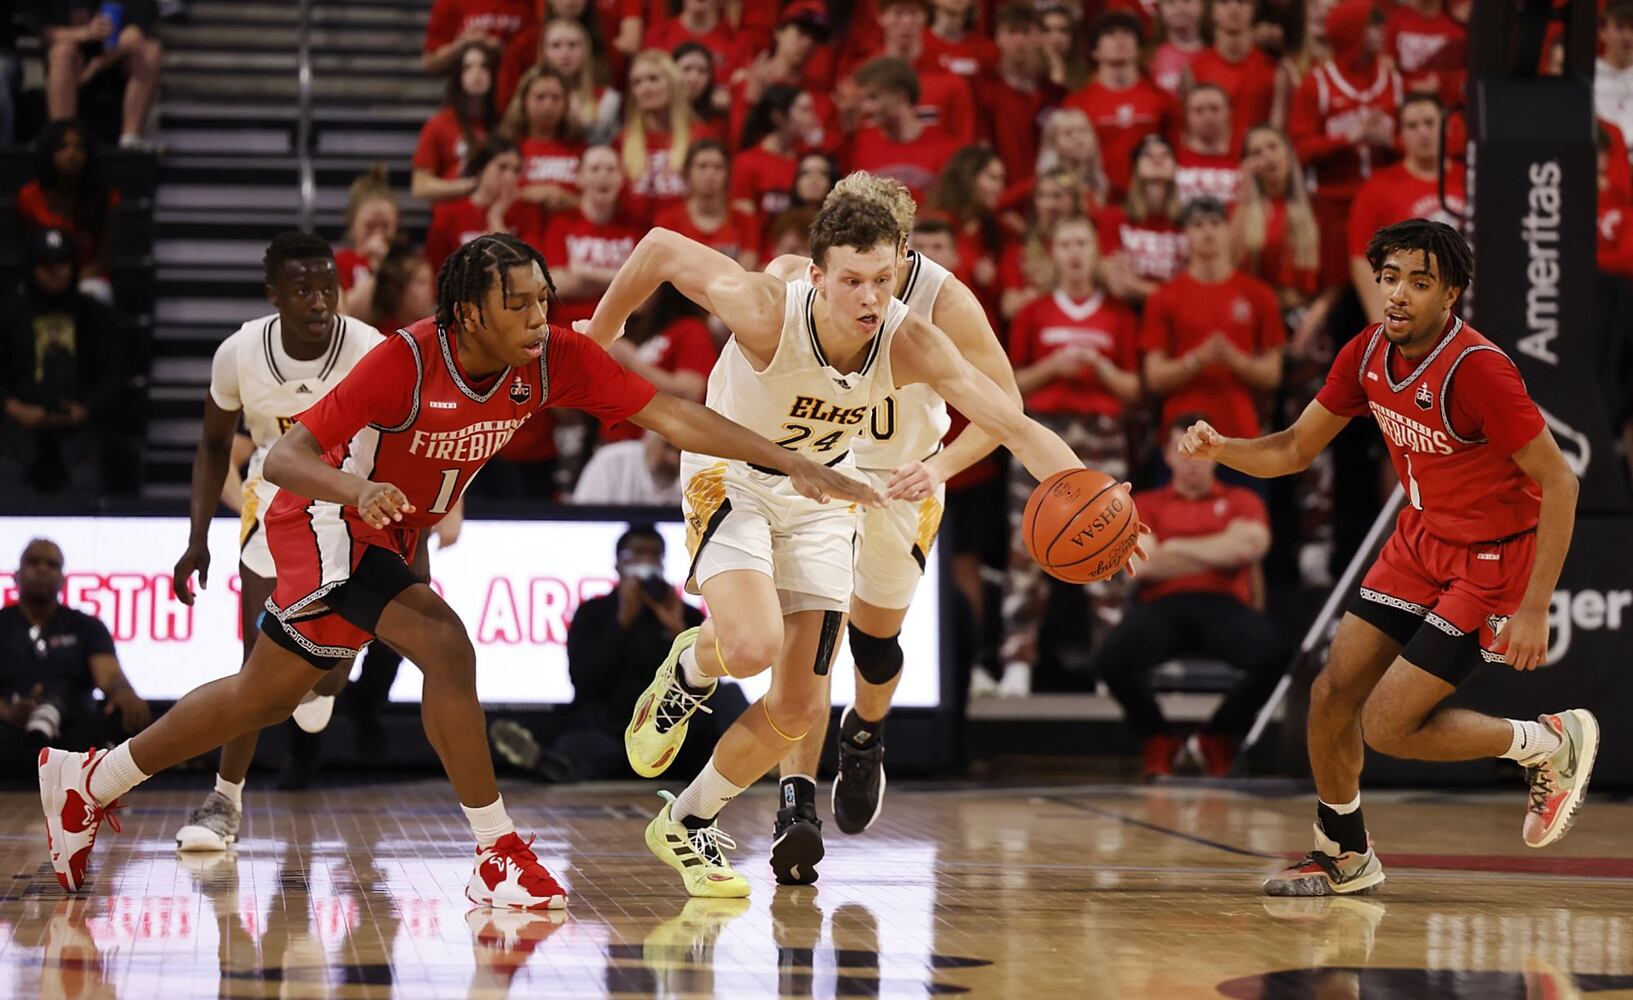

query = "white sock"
[88,742,149,804]
[462,796,516,848]
[1501,719,1560,763]
[679,645,712,689]
[672,759,746,824]
[1318,794,1361,815]
[214,774,245,809]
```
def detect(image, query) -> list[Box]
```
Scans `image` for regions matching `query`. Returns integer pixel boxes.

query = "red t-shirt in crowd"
[1289,60,1403,199]
[910,69,979,146]
[1599,191,1633,281]
[653,202,760,262]
[1149,42,1201,96]
[1346,162,1469,259]
[729,145,797,217]
[1233,197,1320,299]
[15,181,121,269]
[726,75,840,154]
[1007,290,1139,416]
[844,126,964,204]
[920,31,999,80]
[424,198,546,275]
[519,136,585,196]
[291,317,655,530]
[617,122,717,224]
[1063,78,1178,196]
[1175,146,1241,207]
[1140,269,1285,438]
[423,0,534,54]
[600,316,721,443]
[976,75,1062,189]
[542,209,643,324]
[1385,2,1467,105]
[334,247,371,291]
[413,109,486,180]
[1096,206,1188,284]
[1134,482,1268,605]
[644,17,742,82]
[1188,46,1279,145]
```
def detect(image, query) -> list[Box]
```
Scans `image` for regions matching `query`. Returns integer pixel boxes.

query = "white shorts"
[853,468,945,610]
[238,476,276,578]
[680,454,856,615]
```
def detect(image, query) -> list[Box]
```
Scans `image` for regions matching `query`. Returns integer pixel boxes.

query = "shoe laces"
[655,678,713,734]
[491,834,561,897]
[189,793,235,828]
[687,824,736,868]
[82,751,123,835]
[838,738,881,783]
[1297,850,1341,879]
[1526,763,1558,816]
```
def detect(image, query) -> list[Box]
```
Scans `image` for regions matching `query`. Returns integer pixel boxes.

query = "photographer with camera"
[0,539,150,781]
[490,524,746,781]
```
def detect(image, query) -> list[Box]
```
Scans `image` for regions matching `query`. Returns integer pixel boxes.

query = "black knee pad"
[848,623,904,686]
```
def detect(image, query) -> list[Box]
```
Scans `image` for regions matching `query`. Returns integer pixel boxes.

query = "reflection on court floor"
[0,782,1628,997]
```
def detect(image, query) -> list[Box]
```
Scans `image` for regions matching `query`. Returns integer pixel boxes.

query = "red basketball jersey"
[274,317,656,533]
[1317,318,1544,544]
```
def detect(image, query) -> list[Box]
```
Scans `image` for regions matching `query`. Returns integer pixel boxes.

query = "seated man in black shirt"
[0,538,151,781]
[490,524,747,781]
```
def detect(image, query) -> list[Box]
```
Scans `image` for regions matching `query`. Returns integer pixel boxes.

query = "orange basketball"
[1022,469,1140,584]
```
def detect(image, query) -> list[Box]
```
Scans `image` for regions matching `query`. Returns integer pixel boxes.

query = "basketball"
[1022,469,1140,584]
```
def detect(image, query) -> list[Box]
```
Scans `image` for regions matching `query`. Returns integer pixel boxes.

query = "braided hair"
[434,233,556,331]
[263,230,334,285]
[1363,219,1474,292]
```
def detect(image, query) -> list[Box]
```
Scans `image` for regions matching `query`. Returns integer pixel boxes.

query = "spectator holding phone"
[42,0,162,149]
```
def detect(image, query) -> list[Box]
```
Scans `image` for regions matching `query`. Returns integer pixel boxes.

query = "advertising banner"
[0,516,942,708]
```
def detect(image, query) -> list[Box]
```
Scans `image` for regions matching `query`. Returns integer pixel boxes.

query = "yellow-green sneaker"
[644,791,750,899]
[626,626,714,777]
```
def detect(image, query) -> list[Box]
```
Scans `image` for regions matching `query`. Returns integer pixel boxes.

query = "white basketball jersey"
[704,279,908,464]
[852,250,954,471]
[209,313,384,527]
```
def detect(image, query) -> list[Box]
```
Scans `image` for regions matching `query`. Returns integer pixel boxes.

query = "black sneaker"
[832,706,886,835]
[770,788,824,886]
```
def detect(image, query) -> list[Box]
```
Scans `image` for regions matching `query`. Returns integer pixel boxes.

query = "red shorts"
[263,500,421,666]
[1351,508,1536,684]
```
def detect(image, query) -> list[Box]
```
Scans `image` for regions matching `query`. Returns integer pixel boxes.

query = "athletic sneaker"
[465,833,569,911]
[291,692,336,734]
[1263,822,1386,896]
[176,790,241,852]
[38,748,123,892]
[644,790,749,898]
[770,799,824,886]
[626,626,714,778]
[1522,709,1600,848]
[1186,733,1235,778]
[832,707,886,835]
[1141,734,1182,780]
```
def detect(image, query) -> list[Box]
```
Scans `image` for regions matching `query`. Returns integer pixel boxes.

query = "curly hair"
[824,171,916,240]
[434,233,556,330]
[1363,218,1474,292]
[810,196,899,266]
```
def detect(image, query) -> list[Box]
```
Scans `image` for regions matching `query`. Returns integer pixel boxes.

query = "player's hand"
[105,689,152,733]
[1114,484,1153,577]
[171,540,211,605]
[790,460,885,508]
[885,460,944,502]
[1494,605,1550,671]
[4,685,42,728]
[1178,420,1224,459]
[355,482,414,528]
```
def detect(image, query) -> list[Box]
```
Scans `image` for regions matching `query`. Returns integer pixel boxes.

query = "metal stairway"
[144,0,437,498]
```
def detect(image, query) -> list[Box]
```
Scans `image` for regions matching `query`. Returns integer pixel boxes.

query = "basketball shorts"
[852,467,944,610]
[262,501,422,669]
[238,475,276,579]
[1349,510,1536,686]
[680,453,856,615]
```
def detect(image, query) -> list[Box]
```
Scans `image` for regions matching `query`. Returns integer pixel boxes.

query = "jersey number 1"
[430,468,461,515]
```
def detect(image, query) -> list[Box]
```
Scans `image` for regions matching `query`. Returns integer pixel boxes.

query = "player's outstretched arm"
[1493,429,1579,671]
[629,393,884,507]
[584,228,785,352]
[1180,400,1350,479]
[172,394,241,605]
[264,424,414,527]
[890,314,1079,482]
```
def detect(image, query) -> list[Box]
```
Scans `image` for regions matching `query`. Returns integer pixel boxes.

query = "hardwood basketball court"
[1,780,1628,998]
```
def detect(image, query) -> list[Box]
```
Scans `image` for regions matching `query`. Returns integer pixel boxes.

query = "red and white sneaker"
[465,832,569,911]
[38,748,123,892]
[1522,709,1600,849]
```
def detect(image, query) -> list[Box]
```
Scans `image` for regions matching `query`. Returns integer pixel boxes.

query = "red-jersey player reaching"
[1179,220,1598,896]
[36,234,882,907]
